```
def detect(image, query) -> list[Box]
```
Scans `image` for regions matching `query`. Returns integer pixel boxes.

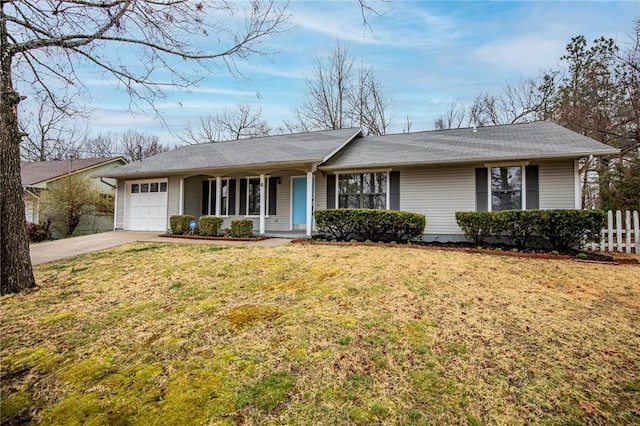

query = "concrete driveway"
[30,231,292,265]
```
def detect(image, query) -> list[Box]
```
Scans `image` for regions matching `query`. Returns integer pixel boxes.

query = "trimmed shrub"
[170,214,196,235]
[314,209,426,243]
[228,219,253,238]
[387,211,427,242]
[494,210,540,250]
[535,209,605,252]
[455,211,501,246]
[314,209,358,241]
[25,220,52,242]
[198,216,223,236]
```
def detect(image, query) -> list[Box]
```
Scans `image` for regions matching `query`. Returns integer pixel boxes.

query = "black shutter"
[327,175,336,208]
[239,178,247,215]
[475,168,488,211]
[525,165,539,210]
[201,180,209,215]
[228,179,236,215]
[389,171,400,210]
[210,181,217,215]
[268,177,277,215]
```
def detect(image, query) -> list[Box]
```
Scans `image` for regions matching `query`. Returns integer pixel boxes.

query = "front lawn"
[1,243,638,425]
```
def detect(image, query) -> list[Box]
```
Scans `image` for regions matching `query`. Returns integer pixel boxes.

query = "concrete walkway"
[30,231,292,265]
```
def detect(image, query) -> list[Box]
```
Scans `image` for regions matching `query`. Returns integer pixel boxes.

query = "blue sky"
[82,0,638,143]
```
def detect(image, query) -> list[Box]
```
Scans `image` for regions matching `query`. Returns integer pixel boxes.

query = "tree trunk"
[1,10,37,295]
[66,215,80,237]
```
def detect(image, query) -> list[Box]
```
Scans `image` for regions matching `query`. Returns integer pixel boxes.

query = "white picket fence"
[587,210,639,254]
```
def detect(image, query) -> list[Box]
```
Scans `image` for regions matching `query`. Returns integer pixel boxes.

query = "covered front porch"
[177,167,323,237]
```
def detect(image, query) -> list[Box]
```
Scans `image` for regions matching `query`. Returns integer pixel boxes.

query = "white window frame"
[484,162,528,212]
[245,175,270,218]
[205,177,231,217]
[335,170,390,210]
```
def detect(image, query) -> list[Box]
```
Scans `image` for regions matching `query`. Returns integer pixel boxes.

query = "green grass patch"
[122,243,164,253]
[1,243,638,425]
[238,371,296,411]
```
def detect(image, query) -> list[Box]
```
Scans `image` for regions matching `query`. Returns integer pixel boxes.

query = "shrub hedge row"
[455,209,606,251]
[170,215,254,238]
[314,209,426,242]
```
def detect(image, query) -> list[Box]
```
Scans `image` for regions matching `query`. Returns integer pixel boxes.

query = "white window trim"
[245,175,270,218]
[484,163,528,212]
[206,177,231,217]
[335,171,390,210]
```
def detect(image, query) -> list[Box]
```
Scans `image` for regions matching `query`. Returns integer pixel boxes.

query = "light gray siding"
[538,160,575,209]
[315,173,327,211]
[400,165,476,236]
[183,175,205,218]
[167,176,182,227]
[115,180,125,229]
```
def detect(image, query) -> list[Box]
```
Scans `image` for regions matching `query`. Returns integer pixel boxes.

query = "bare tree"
[180,103,271,144]
[84,130,168,161]
[348,65,391,136]
[120,130,168,161]
[19,98,87,161]
[433,100,466,130]
[468,76,559,127]
[1,0,289,294]
[288,42,391,136]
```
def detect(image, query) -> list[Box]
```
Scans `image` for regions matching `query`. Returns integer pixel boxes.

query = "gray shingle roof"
[321,121,620,169]
[21,157,126,186]
[97,128,362,178]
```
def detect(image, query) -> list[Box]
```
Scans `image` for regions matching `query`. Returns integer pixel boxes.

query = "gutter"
[100,177,117,190]
[23,187,40,199]
[318,149,622,172]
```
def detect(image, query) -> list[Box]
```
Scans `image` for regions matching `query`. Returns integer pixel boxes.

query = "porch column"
[574,159,582,209]
[306,171,313,236]
[259,174,266,235]
[179,178,184,214]
[215,177,222,216]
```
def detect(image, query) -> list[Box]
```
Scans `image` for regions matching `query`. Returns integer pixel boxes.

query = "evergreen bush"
[169,215,196,235]
[198,216,223,236]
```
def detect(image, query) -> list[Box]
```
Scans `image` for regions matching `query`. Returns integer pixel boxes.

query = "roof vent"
[472,126,478,133]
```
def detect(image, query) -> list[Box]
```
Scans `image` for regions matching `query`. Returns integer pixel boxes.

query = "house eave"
[96,159,324,180]
[321,128,363,163]
[28,157,128,186]
[318,150,621,172]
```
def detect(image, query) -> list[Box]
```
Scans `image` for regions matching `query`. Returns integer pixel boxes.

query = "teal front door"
[292,177,308,229]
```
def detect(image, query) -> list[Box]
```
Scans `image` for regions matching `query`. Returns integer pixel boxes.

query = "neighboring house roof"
[96,128,362,179]
[21,157,127,186]
[321,121,620,170]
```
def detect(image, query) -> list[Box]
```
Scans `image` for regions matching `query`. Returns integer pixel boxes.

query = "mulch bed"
[292,239,638,265]
[159,234,269,242]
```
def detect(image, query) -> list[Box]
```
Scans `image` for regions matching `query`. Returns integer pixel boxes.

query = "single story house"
[95,121,618,241]
[22,157,127,236]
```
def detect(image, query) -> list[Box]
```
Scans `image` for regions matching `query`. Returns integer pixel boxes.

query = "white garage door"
[125,180,168,231]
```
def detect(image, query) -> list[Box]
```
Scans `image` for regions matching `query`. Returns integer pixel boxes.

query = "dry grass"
[1,242,639,425]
